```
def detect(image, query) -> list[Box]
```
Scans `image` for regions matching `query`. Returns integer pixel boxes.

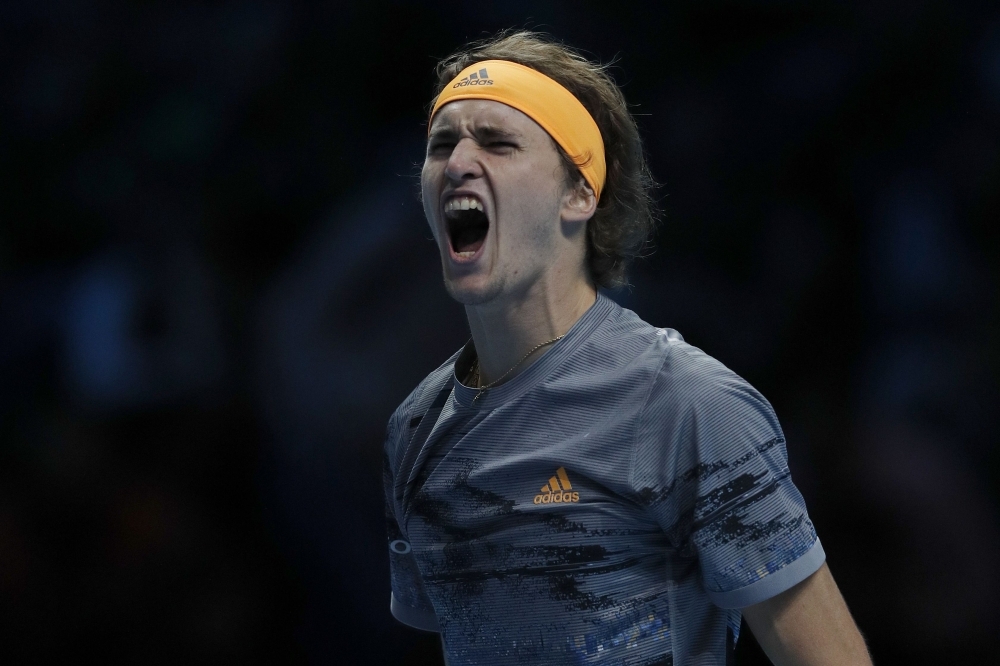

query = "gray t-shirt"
[384,294,824,665]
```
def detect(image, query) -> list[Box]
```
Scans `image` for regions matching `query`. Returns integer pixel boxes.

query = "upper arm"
[742,562,872,666]
[636,351,825,608]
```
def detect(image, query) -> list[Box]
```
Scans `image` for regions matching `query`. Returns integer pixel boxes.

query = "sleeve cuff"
[707,538,827,609]
[390,592,440,632]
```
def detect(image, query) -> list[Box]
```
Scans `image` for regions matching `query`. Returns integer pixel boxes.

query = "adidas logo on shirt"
[533,466,580,504]
[452,68,494,87]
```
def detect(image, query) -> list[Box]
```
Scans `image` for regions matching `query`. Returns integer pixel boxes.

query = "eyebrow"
[474,125,522,142]
[427,124,523,143]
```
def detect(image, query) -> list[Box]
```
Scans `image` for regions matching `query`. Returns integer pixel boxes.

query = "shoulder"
[575,298,774,422]
[631,334,785,480]
[575,299,683,376]
[649,338,776,424]
[580,299,743,400]
[565,299,733,414]
[384,347,462,458]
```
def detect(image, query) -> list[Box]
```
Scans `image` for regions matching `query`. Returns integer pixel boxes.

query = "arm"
[742,562,872,666]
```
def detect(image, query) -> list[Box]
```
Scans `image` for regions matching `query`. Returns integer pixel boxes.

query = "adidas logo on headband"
[453,68,494,88]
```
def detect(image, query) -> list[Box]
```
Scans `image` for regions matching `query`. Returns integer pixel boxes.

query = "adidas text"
[533,490,580,504]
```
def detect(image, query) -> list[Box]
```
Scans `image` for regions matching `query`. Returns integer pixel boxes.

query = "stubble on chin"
[442,270,506,306]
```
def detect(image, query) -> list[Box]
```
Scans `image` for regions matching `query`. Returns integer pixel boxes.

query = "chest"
[400,405,669,580]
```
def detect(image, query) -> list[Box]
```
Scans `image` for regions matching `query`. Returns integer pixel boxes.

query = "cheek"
[500,168,564,242]
[420,162,440,234]
[420,159,434,196]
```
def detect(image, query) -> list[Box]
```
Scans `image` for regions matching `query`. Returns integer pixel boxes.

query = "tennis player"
[383,31,872,665]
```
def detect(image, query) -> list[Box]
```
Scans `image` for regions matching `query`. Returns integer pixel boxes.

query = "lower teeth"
[456,251,475,257]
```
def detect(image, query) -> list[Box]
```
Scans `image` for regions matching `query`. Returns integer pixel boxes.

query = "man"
[384,31,872,665]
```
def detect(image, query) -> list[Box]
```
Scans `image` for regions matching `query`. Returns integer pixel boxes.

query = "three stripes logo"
[533,466,580,504]
[453,68,494,88]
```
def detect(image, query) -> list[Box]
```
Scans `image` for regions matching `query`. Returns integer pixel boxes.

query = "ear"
[560,178,597,223]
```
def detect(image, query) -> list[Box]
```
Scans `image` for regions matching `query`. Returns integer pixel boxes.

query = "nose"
[444,137,483,182]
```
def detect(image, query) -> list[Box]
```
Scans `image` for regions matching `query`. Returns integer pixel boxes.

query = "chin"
[442,273,506,306]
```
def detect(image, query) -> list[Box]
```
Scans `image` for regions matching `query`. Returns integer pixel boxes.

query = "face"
[421,99,585,306]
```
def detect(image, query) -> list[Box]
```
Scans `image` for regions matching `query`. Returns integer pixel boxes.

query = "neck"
[466,278,597,387]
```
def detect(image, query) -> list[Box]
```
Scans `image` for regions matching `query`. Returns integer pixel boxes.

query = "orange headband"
[429,60,606,201]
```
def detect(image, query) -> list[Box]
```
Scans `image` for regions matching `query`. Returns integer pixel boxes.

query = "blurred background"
[1,1,998,664]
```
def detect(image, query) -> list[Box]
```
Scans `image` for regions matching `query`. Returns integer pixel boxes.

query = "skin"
[422,98,872,665]
[743,563,874,665]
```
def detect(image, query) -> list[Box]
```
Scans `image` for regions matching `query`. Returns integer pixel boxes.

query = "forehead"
[429,99,548,139]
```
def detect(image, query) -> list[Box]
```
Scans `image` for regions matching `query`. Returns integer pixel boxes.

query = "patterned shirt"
[384,294,825,665]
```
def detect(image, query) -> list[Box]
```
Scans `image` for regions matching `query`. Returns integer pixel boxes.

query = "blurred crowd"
[1,1,997,664]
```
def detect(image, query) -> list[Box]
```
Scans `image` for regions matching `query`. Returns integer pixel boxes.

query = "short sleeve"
[383,443,439,632]
[634,344,825,609]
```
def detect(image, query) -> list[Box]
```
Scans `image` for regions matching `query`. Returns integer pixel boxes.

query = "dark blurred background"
[1,1,998,664]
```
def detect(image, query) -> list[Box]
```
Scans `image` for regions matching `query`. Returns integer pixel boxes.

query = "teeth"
[456,251,476,258]
[444,196,484,213]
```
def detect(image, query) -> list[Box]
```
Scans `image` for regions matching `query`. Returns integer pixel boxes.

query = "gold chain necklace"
[471,335,565,404]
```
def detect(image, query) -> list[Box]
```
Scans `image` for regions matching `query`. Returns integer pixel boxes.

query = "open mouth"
[445,196,489,260]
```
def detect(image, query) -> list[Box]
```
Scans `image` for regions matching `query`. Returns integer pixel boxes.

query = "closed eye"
[427,141,455,155]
